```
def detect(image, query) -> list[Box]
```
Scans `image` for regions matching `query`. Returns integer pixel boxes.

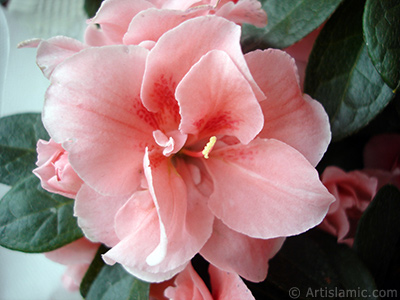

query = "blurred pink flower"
[41,16,333,282]
[319,166,378,246]
[33,139,83,198]
[150,263,255,300]
[45,238,100,291]
[363,133,400,189]
[284,25,323,90]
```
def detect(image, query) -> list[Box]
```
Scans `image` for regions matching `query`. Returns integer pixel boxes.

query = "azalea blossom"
[150,263,255,300]
[39,15,334,282]
[20,0,266,78]
[85,0,267,47]
[44,238,100,291]
[33,138,83,198]
[318,166,378,246]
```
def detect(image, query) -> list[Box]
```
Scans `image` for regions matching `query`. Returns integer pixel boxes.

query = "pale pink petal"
[44,45,157,196]
[363,133,400,171]
[141,16,264,114]
[103,151,213,282]
[85,0,154,45]
[33,139,83,198]
[176,50,263,144]
[200,219,284,282]
[153,129,187,157]
[123,8,205,46]
[245,49,331,166]
[216,0,267,28]
[209,264,255,300]
[45,237,99,265]
[164,264,213,300]
[34,36,86,79]
[74,184,130,247]
[102,190,189,282]
[62,263,91,291]
[85,24,118,46]
[205,138,335,239]
[156,0,202,9]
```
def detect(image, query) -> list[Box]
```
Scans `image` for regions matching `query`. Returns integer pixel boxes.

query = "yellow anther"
[202,136,217,159]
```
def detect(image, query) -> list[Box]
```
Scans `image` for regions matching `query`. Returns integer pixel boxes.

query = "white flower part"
[153,129,187,157]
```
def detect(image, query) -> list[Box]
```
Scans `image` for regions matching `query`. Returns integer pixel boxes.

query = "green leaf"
[363,0,400,92]
[0,174,83,252]
[246,230,378,300]
[80,244,110,298]
[353,185,400,289]
[84,0,104,18]
[241,0,343,51]
[85,261,150,300]
[304,0,394,141]
[0,113,49,186]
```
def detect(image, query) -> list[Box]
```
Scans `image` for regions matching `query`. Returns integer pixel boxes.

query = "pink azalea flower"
[363,133,400,189]
[150,263,256,300]
[85,0,267,47]
[33,138,83,198]
[44,238,100,291]
[318,166,378,246]
[20,0,266,78]
[41,16,334,282]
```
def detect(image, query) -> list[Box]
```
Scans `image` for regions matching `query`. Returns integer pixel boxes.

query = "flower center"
[181,136,217,159]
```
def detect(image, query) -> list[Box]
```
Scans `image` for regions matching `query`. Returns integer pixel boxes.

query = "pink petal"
[74,184,130,247]
[44,45,156,196]
[85,24,118,46]
[62,264,91,291]
[200,219,284,282]
[245,49,331,166]
[103,190,188,282]
[85,0,154,45]
[209,264,255,300]
[319,166,378,244]
[176,50,263,144]
[164,264,213,300]
[35,36,86,79]
[141,16,264,114]
[33,139,83,198]
[205,138,335,239]
[123,8,205,46]
[154,0,202,9]
[216,0,267,28]
[103,150,213,282]
[44,237,99,265]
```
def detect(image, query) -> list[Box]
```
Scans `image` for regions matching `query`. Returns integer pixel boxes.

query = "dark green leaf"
[84,0,104,18]
[0,113,49,186]
[0,174,83,252]
[304,0,394,141]
[247,230,378,300]
[241,0,343,51]
[80,244,109,298]
[85,262,149,300]
[353,185,400,289]
[363,0,400,92]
